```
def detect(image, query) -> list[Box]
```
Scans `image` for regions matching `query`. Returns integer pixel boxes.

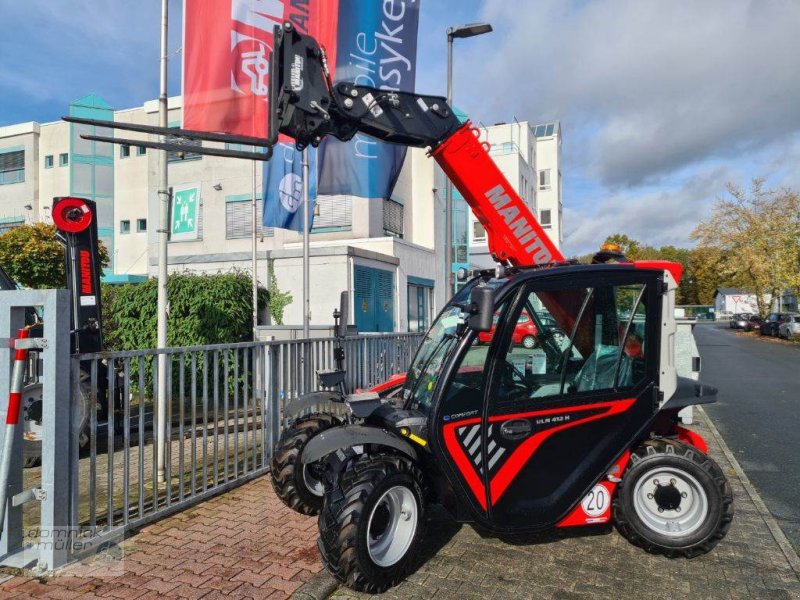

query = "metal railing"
[68,333,423,550]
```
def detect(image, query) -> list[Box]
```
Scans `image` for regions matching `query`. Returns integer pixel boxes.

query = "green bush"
[104,271,269,351]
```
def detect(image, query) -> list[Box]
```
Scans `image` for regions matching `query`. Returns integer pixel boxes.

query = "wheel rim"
[632,466,709,537]
[21,383,43,443]
[366,485,418,567]
[302,462,326,497]
[523,336,535,349]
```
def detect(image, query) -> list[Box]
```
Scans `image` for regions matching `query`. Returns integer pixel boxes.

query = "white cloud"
[467,0,800,186]
[562,167,733,255]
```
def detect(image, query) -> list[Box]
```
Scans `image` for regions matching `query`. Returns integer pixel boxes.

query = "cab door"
[482,271,662,532]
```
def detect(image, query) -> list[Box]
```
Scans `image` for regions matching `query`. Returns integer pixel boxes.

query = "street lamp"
[445,22,492,294]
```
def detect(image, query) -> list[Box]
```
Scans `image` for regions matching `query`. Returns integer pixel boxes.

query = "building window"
[136,146,146,156]
[120,220,131,234]
[0,149,25,185]
[472,220,487,244]
[538,169,550,190]
[383,198,404,238]
[225,197,273,239]
[136,218,147,232]
[313,195,352,231]
[540,209,551,227]
[120,145,131,158]
[0,217,25,234]
[44,155,54,169]
[408,282,433,333]
[59,153,69,167]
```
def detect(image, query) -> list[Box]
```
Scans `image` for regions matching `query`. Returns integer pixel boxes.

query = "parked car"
[778,314,800,339]
[743,315,763,332]
[729,313,752,329]
[478,310,538,348]
[760,313,789,336]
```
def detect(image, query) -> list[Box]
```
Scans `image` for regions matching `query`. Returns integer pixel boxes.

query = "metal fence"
[68,333,423,552]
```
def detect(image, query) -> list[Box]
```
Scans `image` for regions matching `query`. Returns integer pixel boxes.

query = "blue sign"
[263,143,317,232]
[317,0,421,199]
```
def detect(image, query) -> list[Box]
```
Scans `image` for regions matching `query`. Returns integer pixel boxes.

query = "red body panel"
[556,450,630,527]
[442,399,636,511]
[368,372,407,395]
[633,260,683,284]
[432,124,564,267]
[676,425,708,454]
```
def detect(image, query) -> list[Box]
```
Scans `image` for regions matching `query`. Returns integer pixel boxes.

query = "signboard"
[171,185,200,241]
[183,0,339,137]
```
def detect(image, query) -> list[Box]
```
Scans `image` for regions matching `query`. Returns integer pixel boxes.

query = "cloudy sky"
[2,1,799,255]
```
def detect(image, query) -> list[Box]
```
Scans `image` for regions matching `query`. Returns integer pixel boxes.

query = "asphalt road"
[694,323,800,553]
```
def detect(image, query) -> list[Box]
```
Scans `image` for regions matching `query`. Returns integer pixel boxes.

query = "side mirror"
[338,291,349,338]
[468,286,493,332]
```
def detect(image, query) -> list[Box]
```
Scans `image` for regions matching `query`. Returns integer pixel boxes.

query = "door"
[483,272,662,531]
[354,265,395,332]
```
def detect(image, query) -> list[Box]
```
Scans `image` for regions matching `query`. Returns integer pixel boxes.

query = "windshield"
[403,277,506,413]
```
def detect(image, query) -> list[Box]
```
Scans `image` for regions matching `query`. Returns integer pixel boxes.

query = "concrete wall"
[535,128,563,247]
[37,121,70,222]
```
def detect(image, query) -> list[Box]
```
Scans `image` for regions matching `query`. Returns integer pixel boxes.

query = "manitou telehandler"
[265,23,733,592]
[63,21,733,594]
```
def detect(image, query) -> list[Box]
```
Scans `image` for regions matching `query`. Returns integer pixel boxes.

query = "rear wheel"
[522,335,536,349]
[270,413,340,515]
[613,439,733,557]
[318,452,427,593]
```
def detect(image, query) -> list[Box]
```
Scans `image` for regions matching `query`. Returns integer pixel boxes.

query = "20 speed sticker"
[581,484,610,517]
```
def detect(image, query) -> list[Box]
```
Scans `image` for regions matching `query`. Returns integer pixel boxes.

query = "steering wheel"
[499,361,533,397]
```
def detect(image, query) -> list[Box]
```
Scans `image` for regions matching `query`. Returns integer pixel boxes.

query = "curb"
[291,570,339,600]
[698,405,800,578]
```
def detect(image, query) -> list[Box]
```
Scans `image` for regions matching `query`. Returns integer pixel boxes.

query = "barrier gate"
[0,289,71,572]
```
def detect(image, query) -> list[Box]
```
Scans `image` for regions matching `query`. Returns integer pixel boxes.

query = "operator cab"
[392,261,676,530]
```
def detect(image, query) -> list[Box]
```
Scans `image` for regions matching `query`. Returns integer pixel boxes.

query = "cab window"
[493,282,649,408]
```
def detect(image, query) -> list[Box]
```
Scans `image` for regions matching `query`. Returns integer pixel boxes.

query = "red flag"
[183,0,338,137]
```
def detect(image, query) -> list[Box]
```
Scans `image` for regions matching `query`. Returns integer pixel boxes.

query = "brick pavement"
[0,477,322,600]
[330,412,800,600]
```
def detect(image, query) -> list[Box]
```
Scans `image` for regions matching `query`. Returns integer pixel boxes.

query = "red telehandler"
[64,22,733,593]
[265,23,732,592]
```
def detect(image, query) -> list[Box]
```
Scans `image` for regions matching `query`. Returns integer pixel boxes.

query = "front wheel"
[318,453,427,593]
[613,439,733,558]
[270,413,341,515]
[522,335,536,349]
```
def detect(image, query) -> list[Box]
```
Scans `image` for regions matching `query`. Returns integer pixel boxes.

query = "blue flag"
[263,142,317,232]
[317,1,421,199]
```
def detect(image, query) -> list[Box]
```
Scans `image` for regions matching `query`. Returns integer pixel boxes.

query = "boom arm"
[271,22,564,266]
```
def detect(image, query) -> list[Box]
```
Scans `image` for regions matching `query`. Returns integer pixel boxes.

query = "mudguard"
[301,425,417,463]
[660,376,717,411]
[284,391,343,420]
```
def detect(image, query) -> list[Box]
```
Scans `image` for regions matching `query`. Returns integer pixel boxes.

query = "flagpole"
[251,160,258,339]
[302,149,310,339]
[156,0,169,484]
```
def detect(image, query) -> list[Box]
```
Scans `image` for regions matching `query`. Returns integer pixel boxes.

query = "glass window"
[136,218,147,232]
[491,283,648,408]
[472,220,486,243]
[545,123,555,136]
[59,153,69,166]
[120,220,130,234]
[120,144,130,158]
[44,155,54,169]
[136,145,147,156]
[0,149,25,184]
[539,169,551,189]
[408,284,432,333]
[540,209,551,226]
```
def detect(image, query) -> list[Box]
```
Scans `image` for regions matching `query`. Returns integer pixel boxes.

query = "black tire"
[318,452,427,593]
[270,413,340,515]
[613,439,733,558]
[522,335,536,349]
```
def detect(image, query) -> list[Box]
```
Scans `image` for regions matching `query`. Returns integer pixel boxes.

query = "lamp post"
[445,23,492,295]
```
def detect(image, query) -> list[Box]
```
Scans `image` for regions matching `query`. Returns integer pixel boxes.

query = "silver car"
[778,314,800,339]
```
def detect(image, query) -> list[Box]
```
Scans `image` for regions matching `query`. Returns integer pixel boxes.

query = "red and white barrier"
[0,328,30,535]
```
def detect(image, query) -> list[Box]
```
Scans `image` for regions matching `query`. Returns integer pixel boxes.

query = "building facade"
[1,95,563,332]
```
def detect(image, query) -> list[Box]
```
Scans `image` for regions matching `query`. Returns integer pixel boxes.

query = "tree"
[0,223,110,289]
[691,180,800,316]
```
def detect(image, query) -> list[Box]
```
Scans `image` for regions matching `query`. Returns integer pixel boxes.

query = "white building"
[0,95,564,332]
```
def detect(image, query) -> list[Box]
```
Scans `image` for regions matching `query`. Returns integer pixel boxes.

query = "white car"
[778,314,800,339]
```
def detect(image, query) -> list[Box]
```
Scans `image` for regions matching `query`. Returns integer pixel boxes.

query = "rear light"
[52,197,93,233]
